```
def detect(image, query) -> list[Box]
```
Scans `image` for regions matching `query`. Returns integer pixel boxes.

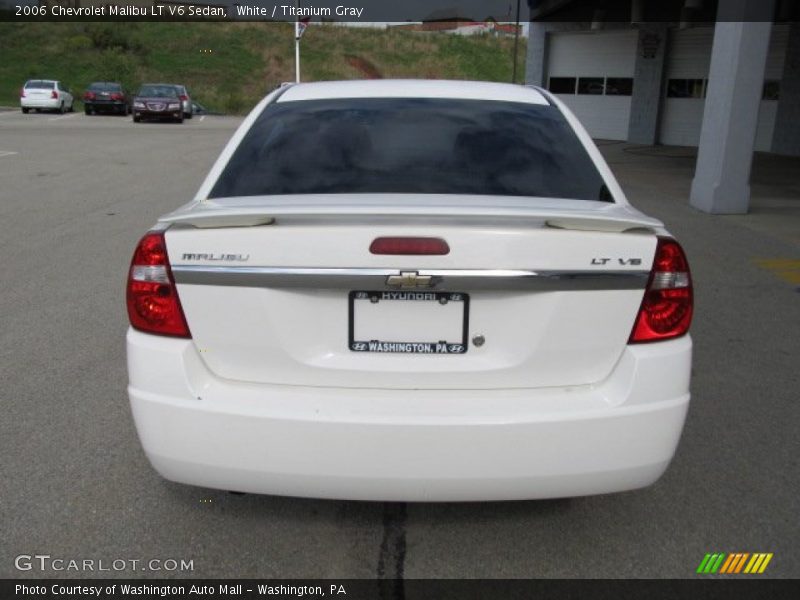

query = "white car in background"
[126,80,693,501]
[20,79,74,114]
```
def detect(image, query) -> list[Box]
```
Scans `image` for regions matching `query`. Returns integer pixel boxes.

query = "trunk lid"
[164,197,659,390]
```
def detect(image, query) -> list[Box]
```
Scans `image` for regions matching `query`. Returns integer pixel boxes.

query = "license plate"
[349,291,469,354]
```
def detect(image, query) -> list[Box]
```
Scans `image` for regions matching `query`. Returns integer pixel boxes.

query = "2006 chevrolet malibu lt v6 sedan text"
[126,80,693,501]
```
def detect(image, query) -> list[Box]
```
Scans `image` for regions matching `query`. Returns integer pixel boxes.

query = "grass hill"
[0,22,527,113]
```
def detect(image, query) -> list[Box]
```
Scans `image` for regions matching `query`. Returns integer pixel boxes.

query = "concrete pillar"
[627,23,668,145]
[689,20,773,214]
[525,22,548,87]
[771,22,800,156]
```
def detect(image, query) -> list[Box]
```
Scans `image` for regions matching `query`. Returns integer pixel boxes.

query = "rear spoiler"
[159,196,663,234]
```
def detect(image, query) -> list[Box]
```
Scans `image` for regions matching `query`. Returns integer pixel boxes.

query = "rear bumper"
[127,329,692,501]
[86,101,126,110]
[20,98,59,109]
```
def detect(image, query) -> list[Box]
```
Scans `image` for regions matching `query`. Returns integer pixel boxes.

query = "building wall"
[772,22,800,156]
[528,22,795,154]
[659,24,788,151]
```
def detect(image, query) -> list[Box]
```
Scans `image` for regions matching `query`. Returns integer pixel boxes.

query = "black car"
[132,84,184,123]
[83,82,130,115]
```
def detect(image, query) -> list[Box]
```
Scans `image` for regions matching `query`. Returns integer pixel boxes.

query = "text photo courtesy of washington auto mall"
[1,0,799,598]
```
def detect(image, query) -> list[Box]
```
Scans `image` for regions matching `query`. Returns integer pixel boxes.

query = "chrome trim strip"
[171,266,649,291]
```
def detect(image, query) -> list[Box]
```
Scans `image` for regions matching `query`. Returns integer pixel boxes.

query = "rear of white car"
[126,81,692,501]
[20,80,73,113]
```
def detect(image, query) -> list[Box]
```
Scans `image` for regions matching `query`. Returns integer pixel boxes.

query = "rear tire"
[58,102,65,114]
[133,114,141,123]
[21,107,29,114]
[185,112,193,120]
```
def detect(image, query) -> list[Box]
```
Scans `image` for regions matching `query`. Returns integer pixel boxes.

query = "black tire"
[85,108,90,116]
[58,102,65,114]
[185,112,192,120]
[69,102,74,113]
[133,115,141,123]
[21,107,29,114]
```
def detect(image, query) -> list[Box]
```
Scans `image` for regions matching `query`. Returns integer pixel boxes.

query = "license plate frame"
[348,290,469,354]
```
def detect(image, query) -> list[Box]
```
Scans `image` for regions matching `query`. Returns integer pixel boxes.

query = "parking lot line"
[0,150,18,158]
[49,113,79,122]
[754,258,800,285]
[199,116,205,122]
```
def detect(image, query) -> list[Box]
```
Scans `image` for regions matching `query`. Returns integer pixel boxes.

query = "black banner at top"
[0,0,797,23]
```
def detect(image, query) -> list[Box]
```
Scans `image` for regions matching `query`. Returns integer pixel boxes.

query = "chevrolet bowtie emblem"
[386,271,433,288]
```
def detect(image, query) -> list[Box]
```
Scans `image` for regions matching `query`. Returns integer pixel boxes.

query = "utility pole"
[295,0,301,83]
[511,0,521,83]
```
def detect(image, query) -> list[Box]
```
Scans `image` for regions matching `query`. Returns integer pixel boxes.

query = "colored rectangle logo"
[697,552,773,574]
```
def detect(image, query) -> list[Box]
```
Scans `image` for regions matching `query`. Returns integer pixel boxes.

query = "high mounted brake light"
[369,237,450,255]
[629,237,693,343]
[126,231,191,338]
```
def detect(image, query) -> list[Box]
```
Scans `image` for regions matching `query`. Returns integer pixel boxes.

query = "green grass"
[0,22,526,113]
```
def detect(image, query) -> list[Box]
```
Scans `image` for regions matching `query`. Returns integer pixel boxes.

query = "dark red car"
[132,83,184,124]
[83,82,130,115]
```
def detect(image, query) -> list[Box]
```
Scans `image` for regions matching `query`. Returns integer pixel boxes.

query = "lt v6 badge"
[591,257,643,266]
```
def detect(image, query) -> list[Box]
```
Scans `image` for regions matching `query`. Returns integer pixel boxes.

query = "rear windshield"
[25,80,55,89]
[89,82,122,91]
[137,85,178,98]
[210,98,610,201]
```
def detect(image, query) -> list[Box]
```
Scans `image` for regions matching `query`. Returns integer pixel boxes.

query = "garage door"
[659,25,789,150]
[546,30,638,141]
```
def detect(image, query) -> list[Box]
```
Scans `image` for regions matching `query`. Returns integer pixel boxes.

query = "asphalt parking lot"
[1,109,798,579]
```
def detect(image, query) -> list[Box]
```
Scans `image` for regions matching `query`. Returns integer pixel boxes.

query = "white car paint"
[20,80,74,113]
[126,80,693,501]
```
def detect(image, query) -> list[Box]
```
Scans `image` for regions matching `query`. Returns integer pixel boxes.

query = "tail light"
[110,92,123,101]
[51,90,58,99]
[370,237,450,255]
[126,231,191,338]
[84,91,96,100]
[20,87,25,98]
[179,94,188,101]
[629,237,693,343]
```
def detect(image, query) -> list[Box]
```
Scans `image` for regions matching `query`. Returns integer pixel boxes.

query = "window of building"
[577,77,605,95]
[605,78,634,96]
[549,77,577,94]
[666,79,706,98]
[762,80,780,101]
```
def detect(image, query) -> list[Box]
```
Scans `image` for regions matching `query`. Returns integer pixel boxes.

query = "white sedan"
[126,80,693,501]
[20,79,74,114]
